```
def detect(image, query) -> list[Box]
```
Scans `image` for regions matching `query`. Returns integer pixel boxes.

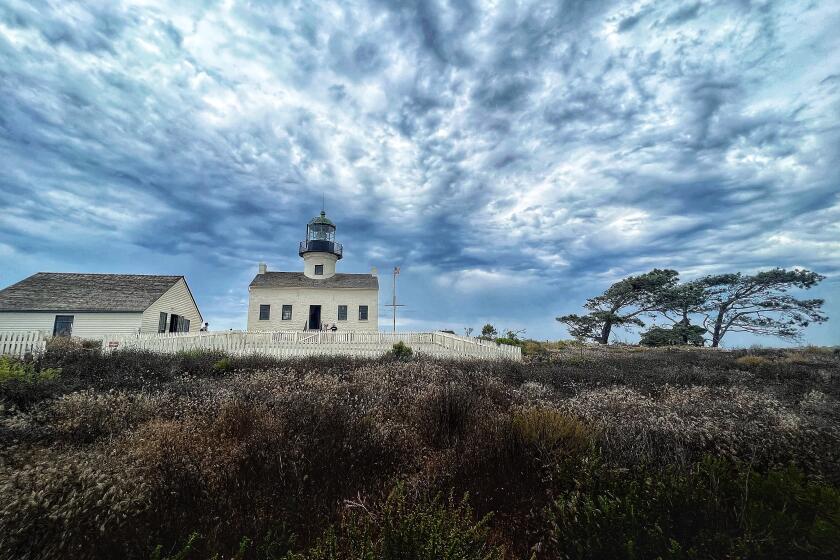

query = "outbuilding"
[0,273,203,338]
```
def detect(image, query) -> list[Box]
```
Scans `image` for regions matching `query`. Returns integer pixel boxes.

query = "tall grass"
[0,343,838,559]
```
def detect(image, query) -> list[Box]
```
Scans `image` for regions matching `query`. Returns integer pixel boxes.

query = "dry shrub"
[1,347,838,559]
[736,355,771,369]
[286,484,505,560]
[0,447,150,560]
[122,395,402,553]
[37,389,171,443]
[511,408,593,456]
[414,382,477,448]
[437,409,594,547]
[563,385,840,479]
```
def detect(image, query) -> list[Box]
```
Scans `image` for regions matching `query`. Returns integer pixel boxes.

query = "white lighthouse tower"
[299,211,342,279]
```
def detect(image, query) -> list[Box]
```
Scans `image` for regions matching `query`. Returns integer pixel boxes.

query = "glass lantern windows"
[307,223,334,242]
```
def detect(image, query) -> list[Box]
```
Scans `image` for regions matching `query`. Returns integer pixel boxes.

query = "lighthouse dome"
[308,211,335,227]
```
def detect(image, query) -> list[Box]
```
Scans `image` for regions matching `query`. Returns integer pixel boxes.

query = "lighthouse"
[247,211,379,331]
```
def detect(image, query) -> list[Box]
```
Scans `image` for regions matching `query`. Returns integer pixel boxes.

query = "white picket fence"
[101,330,522,361]
[0,331,47,358]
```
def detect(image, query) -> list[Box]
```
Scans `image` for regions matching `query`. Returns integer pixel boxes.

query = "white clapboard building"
[0,273,203,338]
[247,211,379,332]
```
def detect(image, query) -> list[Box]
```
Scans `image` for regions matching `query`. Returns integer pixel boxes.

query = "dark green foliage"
[541,457,840,559]
[284,485,504,560]
[212,356,233,373]
[386,341,413,361]
[150,532,201,560]
[640,324,706,346]
[0,355,60,384]
[0,355,61,409]
[480,324,498,339]
[493,337,520,346]
[495,330,526,347]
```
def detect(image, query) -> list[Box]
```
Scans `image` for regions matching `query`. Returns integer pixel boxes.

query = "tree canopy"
[480,324,498,339]
[699,268,827,347]
[557,269,679,344]
[559,267,827,347]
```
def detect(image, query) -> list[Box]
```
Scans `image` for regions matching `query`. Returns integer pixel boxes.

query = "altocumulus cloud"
[0,0,838,344]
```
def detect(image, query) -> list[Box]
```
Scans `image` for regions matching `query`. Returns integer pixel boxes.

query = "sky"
[0,0,838,346]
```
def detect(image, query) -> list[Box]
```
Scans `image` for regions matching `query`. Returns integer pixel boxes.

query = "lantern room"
[299,211,343,260]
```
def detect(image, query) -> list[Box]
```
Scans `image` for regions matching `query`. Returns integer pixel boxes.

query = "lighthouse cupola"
[300,211,343,278]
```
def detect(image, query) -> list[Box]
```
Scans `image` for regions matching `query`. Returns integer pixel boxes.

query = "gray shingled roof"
[250,272,379,289]
[0,273,183,312]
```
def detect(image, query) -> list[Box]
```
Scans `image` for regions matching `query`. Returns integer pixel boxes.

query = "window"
[338,305,347,321]
[53,315,74,337]
[259,304,270,320]
[282,305,293,320]
[169,314,180,333]
[183,319,191,332]
[314,264,324,275]
[158,312,167,333]
[359,305,369,321]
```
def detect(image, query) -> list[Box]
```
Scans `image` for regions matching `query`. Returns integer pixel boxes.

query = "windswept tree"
[700,268,827,347]
[557,269,679,344]
[643,281,708,345]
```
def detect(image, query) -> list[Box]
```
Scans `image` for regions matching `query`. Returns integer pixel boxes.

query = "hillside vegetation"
[1,340,839,559]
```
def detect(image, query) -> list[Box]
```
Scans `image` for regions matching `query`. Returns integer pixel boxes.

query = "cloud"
[0,0,838,344]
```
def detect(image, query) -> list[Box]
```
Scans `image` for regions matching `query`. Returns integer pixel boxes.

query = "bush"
[735,355,771,369]
[0,355,61,409]
[0,448,150,559]
[414,382,476,448]
[285,484,505,560]
[0,355,60,384]
[540,456,840,559]
[640,325,706,347]
[510,408,593,457]
[172,350,228,376]
[494,337,521,347]
[212,357,233,374]
[386,341,413,362]
[520,340,549,359]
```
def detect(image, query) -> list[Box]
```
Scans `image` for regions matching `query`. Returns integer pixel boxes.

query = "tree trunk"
[598,318,613,344]
[680,309,690,344]
[711,310,725,348]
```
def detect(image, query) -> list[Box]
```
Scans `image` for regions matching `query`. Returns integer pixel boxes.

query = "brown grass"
[0,345,838,559]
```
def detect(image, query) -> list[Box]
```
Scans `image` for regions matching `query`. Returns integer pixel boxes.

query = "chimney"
[258,262,267,274]
[370,266,378,277]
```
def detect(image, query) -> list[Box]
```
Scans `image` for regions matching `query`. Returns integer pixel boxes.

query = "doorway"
[308,305,321,330]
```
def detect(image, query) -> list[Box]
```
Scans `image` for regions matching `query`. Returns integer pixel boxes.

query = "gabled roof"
[0,273,184,312]
[250,272,379,290]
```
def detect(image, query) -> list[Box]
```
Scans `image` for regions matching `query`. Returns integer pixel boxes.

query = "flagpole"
[385,266,404,334]
[392,267,397,333]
